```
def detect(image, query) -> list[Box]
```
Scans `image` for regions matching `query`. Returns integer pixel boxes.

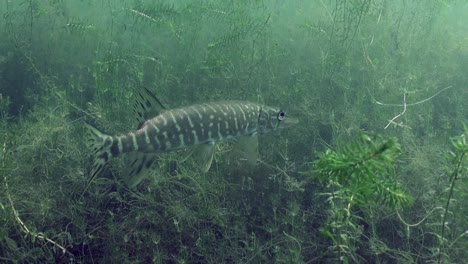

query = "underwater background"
[0,0,467,263]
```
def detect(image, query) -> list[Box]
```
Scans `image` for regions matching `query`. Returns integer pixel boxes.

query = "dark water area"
[0,1,467,263]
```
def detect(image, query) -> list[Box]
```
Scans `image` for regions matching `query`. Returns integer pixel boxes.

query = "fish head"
[258,106,298,134]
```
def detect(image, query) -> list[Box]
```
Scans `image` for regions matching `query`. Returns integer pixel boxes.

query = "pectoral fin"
[234,135,258,165]
[192,142,216,172]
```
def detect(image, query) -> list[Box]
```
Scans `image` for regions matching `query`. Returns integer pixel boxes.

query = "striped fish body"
[83,87,296,195]
[111,101,262,157]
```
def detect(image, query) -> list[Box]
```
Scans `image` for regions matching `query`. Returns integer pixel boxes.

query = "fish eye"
[277,111,286,121]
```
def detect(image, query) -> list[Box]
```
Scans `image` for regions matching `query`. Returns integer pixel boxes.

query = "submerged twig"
[367,85,453,129]
[384,93,406,129]
[368,85,453,107]
[2,137,73,257]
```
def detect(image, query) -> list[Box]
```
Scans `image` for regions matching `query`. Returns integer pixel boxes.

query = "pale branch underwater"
[83,86,298,195]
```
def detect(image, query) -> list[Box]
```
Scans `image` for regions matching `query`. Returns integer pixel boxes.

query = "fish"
[83,86,297,195]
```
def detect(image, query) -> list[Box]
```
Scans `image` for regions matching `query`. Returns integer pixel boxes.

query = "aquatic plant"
[437,126,467,263]
[0,0,467,262]
[310,134,412,262]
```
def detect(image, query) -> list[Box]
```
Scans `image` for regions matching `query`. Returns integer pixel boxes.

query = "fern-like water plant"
[315,134,411,209]
[310,134,412,263]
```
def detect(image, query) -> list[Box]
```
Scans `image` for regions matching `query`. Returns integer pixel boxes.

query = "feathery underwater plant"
[310,134,412,262]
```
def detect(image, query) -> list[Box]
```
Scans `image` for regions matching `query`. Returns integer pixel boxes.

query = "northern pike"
[84,86,297,194]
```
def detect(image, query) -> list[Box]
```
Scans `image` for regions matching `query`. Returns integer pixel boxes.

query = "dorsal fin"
[133,86,166,128]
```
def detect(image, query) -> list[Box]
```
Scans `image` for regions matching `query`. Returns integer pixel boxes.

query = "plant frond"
[312,134,411,209]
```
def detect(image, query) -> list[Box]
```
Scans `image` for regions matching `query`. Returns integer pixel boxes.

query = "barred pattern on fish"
[111,101,263,156]
[83,87,297,196]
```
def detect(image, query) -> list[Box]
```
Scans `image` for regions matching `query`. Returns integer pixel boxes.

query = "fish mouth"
[283,116,299,128]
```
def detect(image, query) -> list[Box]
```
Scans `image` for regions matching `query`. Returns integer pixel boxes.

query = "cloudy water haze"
[0,1,467,263]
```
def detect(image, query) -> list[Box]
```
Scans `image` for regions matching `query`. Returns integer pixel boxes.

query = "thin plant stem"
[437,151,465,264]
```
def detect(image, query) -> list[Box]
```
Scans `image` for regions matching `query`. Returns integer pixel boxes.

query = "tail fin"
[82,122,113,197]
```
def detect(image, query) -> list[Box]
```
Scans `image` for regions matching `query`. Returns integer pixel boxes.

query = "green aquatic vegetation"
[437,126,468,263]
[311,134,412,263]
[65,20,95,35]
[0,0,467,262]
[0,97,85,262]
[127,2,179,25]
[314,134,412,209]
